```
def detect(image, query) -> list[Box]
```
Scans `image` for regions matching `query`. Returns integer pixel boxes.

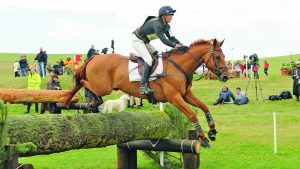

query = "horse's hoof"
[208,129,218,141]
[201,138,211,148]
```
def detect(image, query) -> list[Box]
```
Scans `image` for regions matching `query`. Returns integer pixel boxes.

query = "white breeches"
[132,37,156,66]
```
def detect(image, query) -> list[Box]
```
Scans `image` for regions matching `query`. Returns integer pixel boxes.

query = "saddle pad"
[128,57,163,82]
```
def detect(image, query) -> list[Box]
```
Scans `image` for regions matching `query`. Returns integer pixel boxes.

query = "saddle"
[129,53,159,76]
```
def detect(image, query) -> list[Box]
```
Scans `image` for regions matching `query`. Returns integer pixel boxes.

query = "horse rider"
[133,6,183,95]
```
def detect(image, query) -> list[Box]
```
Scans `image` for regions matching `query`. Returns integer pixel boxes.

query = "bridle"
[184,42,227,77]
[203,44,228,77]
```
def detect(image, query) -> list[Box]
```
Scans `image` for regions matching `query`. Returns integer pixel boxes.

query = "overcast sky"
[0,0,299,60]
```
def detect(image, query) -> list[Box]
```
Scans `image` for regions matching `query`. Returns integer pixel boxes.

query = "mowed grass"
[1,53,300,169]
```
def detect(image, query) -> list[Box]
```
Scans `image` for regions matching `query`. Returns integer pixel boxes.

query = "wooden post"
[4,145,18,169]
[117,147,137,169]
[183,129,200,169]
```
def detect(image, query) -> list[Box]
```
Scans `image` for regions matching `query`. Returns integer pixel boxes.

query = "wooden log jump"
[0,89,79,103]
[7,111,171,156]
[117,129,200,169]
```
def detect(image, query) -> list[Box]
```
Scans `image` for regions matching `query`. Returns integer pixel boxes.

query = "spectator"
[47,74,62,114]
[59,59,65,67]
[64,56,74,75]
[41,73,62,114]
[34,47,48,77]
[64,56,74,68]
[19,55,28,76]
[44,51,48,65]
[213,86,235,105]
[291,61,300,101]
[53,60,63,75]
[87,45,96,59]
[13,60,20,77]
[239,63,245,76]
[234,87,249,105]
[46,62,54,73]
[244,61,251,77]
[234,62,242,74]
[26,67,41,113]
[264,60,269,76]
[252,62,260,79]
[128,96,143,108]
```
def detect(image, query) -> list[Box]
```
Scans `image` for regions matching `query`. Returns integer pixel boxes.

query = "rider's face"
[164,14,173,23]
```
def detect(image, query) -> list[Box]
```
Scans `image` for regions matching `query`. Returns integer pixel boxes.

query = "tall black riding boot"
[140,63,154,95]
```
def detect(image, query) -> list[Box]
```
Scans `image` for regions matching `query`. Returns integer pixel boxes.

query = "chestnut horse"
[63,39,229,148]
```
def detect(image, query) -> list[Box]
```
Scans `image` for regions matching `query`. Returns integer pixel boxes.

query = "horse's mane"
[162,39,211,57]
[189,39,211,48]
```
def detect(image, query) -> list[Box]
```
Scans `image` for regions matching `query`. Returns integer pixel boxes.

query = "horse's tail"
[63,56,95,107]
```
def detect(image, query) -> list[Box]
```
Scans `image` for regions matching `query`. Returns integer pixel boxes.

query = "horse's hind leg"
[81,79,102,108]
[184,90,218,141]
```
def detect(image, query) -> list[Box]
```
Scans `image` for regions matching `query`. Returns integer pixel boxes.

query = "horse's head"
[202,39,229,82]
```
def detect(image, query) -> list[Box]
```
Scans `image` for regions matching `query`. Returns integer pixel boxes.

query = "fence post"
[4,145,18,169]
[273,112,277,154]
[117,147,137,169]
[183,129,200,169]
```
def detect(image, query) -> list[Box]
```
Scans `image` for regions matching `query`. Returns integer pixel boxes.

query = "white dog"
[102,95,130,113]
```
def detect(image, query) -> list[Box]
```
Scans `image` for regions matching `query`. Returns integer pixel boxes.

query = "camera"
[249,53,259,65]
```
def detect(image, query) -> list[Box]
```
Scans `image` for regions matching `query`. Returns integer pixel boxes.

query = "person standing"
[47,74,62,114]
[34,47,48,77]
[13,60,20,77]
[19,55,28,76]
[291,61,300,101]
[26,67,41,113]
[264,60,269,76]
[87,45,96,60]
[132,6,183,94]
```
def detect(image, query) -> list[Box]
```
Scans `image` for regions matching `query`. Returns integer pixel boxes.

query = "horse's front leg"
[184,90,218,141]
[166,93,211,148]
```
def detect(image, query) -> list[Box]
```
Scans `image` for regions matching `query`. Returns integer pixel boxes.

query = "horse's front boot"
[208,129,218,141]
[200,137,211,148]
[140,63,154,94]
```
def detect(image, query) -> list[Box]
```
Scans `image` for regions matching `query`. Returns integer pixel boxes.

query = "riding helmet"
[158,6,176,17]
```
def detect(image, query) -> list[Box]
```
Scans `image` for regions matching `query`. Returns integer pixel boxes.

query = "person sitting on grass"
[234,87,249,105]
[213,86,235,105]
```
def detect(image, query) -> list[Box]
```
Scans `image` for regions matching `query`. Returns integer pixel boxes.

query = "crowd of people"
[13,45,117,114]
[228,53,269,79]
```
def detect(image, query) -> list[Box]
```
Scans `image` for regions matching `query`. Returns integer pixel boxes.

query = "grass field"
[1,53,300,169]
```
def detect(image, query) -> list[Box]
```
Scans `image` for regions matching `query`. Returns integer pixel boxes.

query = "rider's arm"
[165,30,181,45]
[153,23,176,48]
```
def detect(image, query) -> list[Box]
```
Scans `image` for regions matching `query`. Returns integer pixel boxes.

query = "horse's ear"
[213,39,217,48]
[220,39,225,47]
